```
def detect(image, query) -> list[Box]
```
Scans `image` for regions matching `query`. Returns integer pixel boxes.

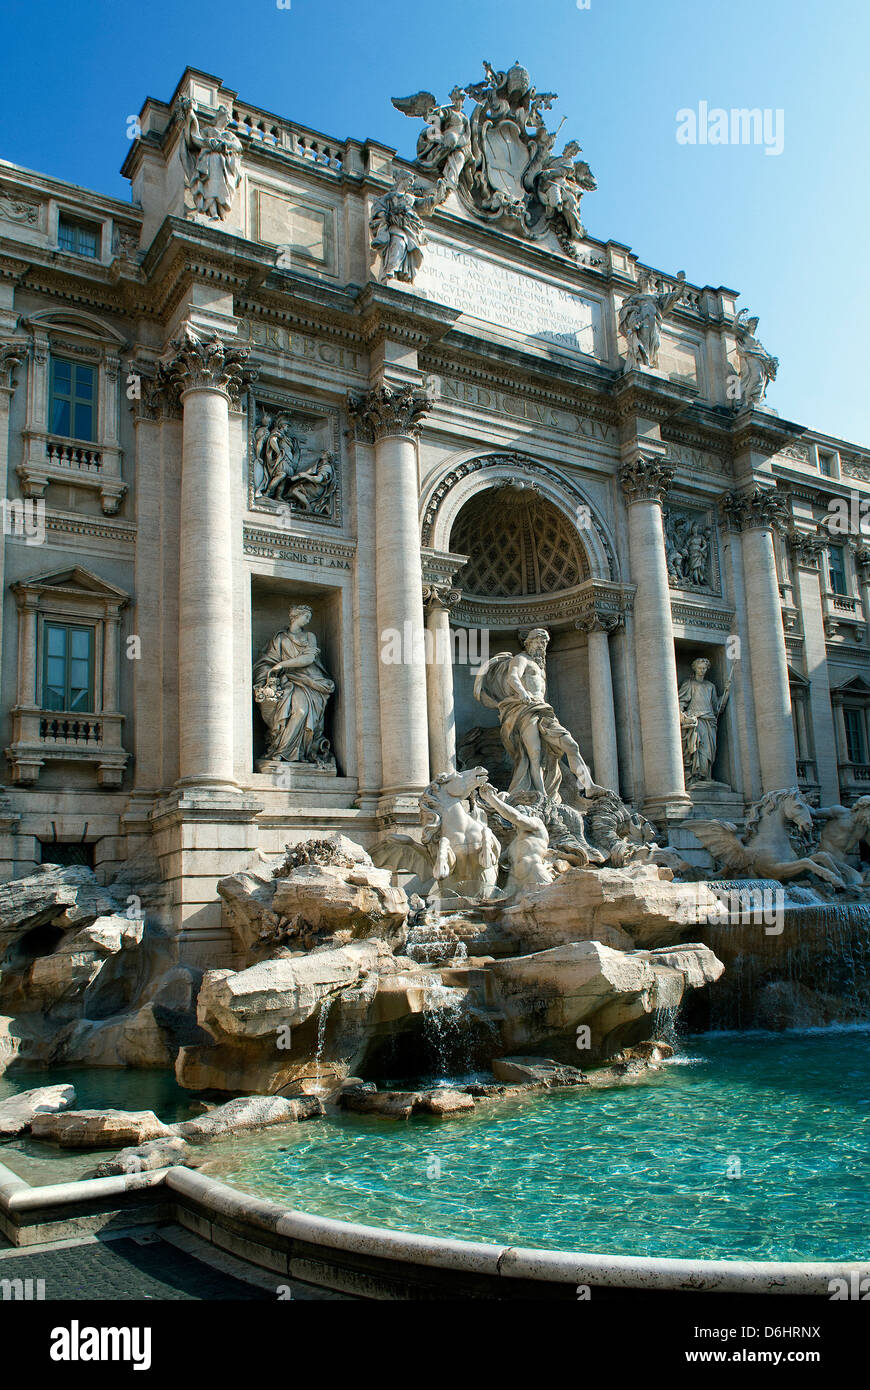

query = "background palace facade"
[1,65,868,961]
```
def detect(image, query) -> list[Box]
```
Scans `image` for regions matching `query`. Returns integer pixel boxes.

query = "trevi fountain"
[0,55,868,1302]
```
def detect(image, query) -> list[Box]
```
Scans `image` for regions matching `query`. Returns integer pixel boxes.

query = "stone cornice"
[346,382,434,441]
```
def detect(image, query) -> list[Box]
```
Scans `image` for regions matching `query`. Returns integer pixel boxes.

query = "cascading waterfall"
[421,978,467,1078]
[314,992,336,1080]
[689,886,870,1031]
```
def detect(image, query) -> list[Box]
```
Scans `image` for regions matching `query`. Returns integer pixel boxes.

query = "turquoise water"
[0,1067,197,1185]
[209,1030,870,1262]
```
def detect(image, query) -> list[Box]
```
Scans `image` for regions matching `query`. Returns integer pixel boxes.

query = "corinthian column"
[164,325,254,791]
[575,611,621,793]
[619,454,690,820]
[725,488,797,791]
[423,582,460,777]
[347,382,433,810]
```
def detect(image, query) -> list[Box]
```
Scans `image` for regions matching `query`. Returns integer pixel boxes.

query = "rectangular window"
[42,623,95,712]
[843,708,867,765]
[49,356,95,441]
[58,215,100,258]
[828,545,848,596]
[818,451,834,477]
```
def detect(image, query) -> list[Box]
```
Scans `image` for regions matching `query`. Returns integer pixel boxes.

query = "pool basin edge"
[2,1159,865,1298]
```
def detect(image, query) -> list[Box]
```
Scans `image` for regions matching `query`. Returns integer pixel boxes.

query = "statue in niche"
[619,270,687,370]
[369,170,439,285]
[178,98,242,221]
[734,309,778,408]
[678,657,731,784]
[473,627,601,802]
[391,87,471,191]
[253,604,335,770]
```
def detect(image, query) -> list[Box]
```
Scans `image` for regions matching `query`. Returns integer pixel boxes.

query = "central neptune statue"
[473,627,599,801]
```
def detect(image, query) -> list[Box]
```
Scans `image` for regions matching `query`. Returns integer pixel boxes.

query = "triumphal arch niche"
[422,453,627,799]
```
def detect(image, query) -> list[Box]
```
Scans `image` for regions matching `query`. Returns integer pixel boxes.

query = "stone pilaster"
[619,453,690,820]
[575,610,621,793]
[725,488,797,791]
[423,581,461,778]
[788,529,839,802]
[348,382,433,812]
[164,325,255,792]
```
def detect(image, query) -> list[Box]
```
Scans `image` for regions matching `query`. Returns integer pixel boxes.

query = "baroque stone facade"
[0,64,868,958]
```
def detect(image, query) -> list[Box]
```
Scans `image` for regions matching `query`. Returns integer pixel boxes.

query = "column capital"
[618,453,674,505]
[721,486,789,534]
[423,581,461,613]
[347,381,434,442]
[852,542,870,579]
[129,360,180,422]
[574,609,623,634]
[0,340,26,393]
[163,324,256,405]
[788,528,827,570]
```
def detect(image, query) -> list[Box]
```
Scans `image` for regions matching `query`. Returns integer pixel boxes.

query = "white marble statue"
[179,98,242,221]
[678,658,731,784]
[373,766,502,899]
[734,309,778,407]
[619,270,687,370]
[811,797,870,888]
[369,170,438,284]
[474,628,598,802]
[391,87,471,190]
[689,787,848,889]
[253,605,335,768]
[478,782,554,895]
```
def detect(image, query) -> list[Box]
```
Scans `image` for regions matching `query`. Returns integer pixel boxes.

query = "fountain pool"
[201,1029,870,1263]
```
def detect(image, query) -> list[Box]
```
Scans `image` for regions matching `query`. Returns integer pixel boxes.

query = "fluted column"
[423,583,460,777]
[575,611,620,792]
[348,382,433,808]
[164,325,253,791]
[619,454,690,819]
[725,488,797,791]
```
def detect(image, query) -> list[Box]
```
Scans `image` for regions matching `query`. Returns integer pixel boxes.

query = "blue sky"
[2,0,867,448]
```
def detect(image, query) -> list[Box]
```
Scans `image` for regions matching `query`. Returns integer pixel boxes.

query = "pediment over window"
[11,566,129,614]
[22,308,127,347]
[831,675,870,702]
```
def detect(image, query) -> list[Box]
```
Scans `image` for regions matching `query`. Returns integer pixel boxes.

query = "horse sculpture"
[372,765,502,898]
[689,787,848,890]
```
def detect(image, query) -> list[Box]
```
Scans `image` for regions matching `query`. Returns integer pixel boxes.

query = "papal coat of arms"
[392,59,596,256]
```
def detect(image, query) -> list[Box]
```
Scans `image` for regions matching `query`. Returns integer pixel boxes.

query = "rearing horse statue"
[372,766,501,898]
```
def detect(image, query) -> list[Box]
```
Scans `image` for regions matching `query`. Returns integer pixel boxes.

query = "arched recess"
[420,450,618,584]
